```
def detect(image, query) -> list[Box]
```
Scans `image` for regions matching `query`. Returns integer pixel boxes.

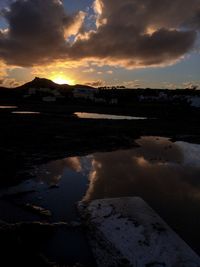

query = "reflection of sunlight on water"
[12,111,40,114]
[34,158,80,185]
[33,157,83,186]
[30,155,94,187]
[84,136,200,202]
[74,112,147,120]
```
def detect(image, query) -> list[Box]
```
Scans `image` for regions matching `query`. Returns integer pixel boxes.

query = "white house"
[23,87,63,101]
[94,97,106,104]
[110,98,118,105]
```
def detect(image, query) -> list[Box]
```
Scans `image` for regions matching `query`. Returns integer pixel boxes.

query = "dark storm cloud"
[185,10,200,30]
[0,0,84,66]
[70,0,199,67]
[0,0,200,67]
[72,28,196,67]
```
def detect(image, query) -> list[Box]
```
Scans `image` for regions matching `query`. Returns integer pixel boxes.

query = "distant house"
[94,97,106,104]
[23,87,63,101]
[73,88,98,100]
[73,88,118,104]
[139,92,170,102]
[110,98,118,105]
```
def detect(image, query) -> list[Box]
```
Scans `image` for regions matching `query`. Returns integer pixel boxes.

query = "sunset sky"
[0,0,200,88]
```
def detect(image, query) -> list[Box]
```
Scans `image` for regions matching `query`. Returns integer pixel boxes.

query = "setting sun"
[51,75,75,85]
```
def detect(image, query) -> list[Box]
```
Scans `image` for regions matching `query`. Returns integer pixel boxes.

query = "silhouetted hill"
[17,77,94,91]
[0,77,94,91]
[17,77,62,90]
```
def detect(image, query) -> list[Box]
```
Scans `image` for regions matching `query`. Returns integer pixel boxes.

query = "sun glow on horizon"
[51,74,75,85]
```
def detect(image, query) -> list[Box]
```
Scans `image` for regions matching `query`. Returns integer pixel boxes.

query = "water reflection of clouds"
[84,137,200,208]
[135,136,184,164]
[34,157,82,185]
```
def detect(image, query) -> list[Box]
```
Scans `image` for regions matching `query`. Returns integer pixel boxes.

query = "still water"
[74,112,147,120]
[1,136,200,263]
[12,111,41,114]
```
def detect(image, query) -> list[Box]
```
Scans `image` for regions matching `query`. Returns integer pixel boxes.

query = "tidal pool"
[74,112,147,120]
[1,136,200,264]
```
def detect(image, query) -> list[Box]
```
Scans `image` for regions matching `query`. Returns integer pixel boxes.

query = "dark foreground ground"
[0,102,200,266]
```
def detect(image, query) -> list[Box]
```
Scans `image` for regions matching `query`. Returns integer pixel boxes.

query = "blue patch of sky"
[0,18,8,29]
[0,0,13,29]
[63,0,93,14]
[0,2,8,29]
[64,0,96,32]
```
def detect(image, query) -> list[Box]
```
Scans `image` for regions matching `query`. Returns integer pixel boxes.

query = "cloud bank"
[0,0,200,68]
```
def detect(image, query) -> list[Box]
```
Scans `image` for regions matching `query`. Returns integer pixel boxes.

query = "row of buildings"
[23,87,64,102]
[22,87,200,108]
[72,88,200,108]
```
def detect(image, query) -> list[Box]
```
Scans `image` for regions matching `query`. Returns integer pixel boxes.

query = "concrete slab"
[78,197,200,267]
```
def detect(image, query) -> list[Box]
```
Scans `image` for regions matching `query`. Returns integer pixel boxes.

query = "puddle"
[0,105,18,109]
[74,112,147,120]
[12,111,41,114]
